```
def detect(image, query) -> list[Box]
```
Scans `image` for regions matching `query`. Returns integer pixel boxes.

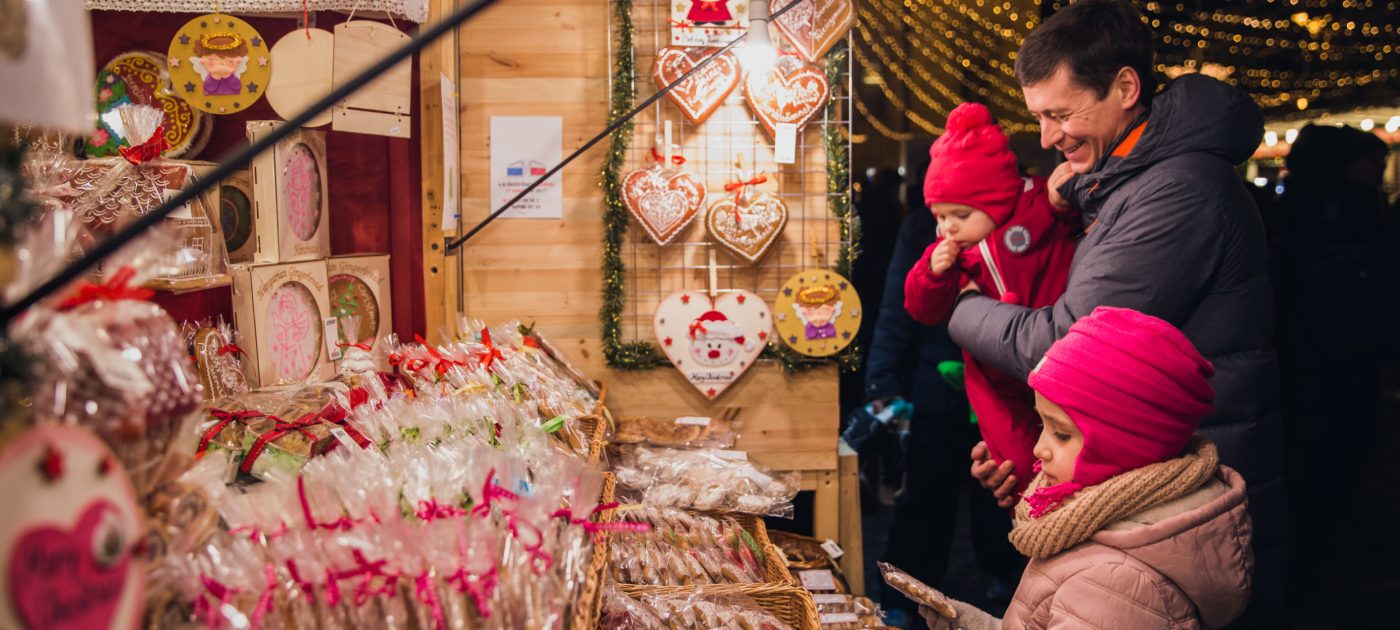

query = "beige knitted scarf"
[1009,437,1220,559]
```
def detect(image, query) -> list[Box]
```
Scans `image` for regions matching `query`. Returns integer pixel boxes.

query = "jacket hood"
[1090,465,1254,628]
[1062,74,1264,215]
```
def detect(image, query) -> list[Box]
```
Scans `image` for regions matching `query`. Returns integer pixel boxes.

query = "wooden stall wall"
[452,0,842,541]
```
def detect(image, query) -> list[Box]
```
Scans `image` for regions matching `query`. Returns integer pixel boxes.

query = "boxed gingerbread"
[230,260,335,388]
[246,121,331,263]
[326,254,394,359]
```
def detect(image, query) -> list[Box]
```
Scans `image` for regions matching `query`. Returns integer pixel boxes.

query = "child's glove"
[919,600,1001,630]
[936,360,965,390]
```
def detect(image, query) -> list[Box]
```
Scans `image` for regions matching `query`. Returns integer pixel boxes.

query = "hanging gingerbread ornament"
[622,146,707,246]
[774,268,862,356]
[652,46,740,125]
[87,50,208,158]
[267,27,335,127]
[744,53,829,139]
[769,0,854,63]
[706,166,788,264]
[654,289,771,399]
[166,13,271,115]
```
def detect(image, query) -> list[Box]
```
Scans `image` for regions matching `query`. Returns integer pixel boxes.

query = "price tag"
[813,594,848,605]
[819,613,860,624]
[325,317,343,361]
[774,123,798,164]
[714,450,748,461]
[328,427,357,450]
[799,569,837,592]
[675,416,712,426]
[821,539,845,560]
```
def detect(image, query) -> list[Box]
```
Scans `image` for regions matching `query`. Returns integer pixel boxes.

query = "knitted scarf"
[1008,437,1219,559]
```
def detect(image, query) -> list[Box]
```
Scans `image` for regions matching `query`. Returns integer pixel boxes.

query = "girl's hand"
[929,238,961,276]
[1047,161,1075,209]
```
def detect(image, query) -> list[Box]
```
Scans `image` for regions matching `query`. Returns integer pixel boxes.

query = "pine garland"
[600,2,861,374]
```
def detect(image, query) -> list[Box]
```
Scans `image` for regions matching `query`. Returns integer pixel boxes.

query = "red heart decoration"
[10,501,132,630]
[744,54,830,139]
[770,0,854,63]
[653,47,742,125]
[623,165,708,246]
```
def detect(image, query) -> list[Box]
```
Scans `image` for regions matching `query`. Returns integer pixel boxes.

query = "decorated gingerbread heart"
[654,290,771,399]
[623,164,707,246]
[770,0,854,63]
[744,53,830,139]
[706,189,789,264]
[653,47,741,125]
[0,425,142,630]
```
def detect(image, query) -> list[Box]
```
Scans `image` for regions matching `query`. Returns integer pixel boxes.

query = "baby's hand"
[1047,161,1074,209]
[929,238,961,276]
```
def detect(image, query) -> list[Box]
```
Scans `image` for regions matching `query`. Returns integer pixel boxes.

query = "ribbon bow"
[57,266,154,311]
[415,572,447,630]
[688,320,707,339]
[724,173,768,206]
[240,412,324,475]
[337,340,374,352]
[197,409,266,455]
[649,146,687,166]
[551,502,652,542]
[334,550,398,607]
[194,576,240,627]
[470,469,519,518]
[477,328,505,373]
[249,564,278,630]
[118,126,170,165]
[447,566,498,619]
[415,499,466,522]
[217,343,246,357]
[297,475,358,531]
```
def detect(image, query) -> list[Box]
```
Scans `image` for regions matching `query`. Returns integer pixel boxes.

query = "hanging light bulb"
[1285,128,1299,144]
[1360,118,1375,131]
[736,1,777,73]
[1386,116,1400,133]
[1264,130,1279,146]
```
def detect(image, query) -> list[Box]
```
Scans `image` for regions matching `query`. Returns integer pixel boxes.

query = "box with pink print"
[246,121,331,263]
[230,260,335,388]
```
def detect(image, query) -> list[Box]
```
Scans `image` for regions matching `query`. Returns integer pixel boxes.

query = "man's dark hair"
[1015,0,1157,106]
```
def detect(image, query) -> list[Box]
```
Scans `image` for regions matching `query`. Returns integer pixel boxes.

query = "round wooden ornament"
[166,13,271,115]
[266,28,334,127]
[774,269,861,356]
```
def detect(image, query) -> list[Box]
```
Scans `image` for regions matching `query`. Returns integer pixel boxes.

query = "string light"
[1387,117,1400,133]
[1360,118,1375,130]
[1285,128,1299,144]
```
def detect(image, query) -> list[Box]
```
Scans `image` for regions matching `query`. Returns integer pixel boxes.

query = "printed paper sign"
[671,0,749,46]
[441,74,460,233]
[489,116,563,219]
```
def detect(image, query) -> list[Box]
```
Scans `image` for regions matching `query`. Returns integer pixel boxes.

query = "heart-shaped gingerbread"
[654,290,771,399]
[653,47,741,125]
[623,165,708,246]
[12,501,133,630]
[744,53,830,138]
[770,0,854,63]
[706,191,789,264]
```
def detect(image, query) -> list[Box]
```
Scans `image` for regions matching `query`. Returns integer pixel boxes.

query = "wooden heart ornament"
[744,54,830,138]
[770,0,854,63]
[706,190,789,264]
[654,290,771,399]
[623,164,707,246]
[653,47,741,125]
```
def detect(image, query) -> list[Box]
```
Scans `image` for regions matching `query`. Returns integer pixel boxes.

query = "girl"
[920,307,1253,629]
[904,102,1080,500]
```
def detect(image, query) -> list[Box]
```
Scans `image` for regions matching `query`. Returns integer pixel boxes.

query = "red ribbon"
[217,343,246,357]
[477,328,505,373]
[57,266,153,311]
[197,409,265,456]
[285,559,316,601]
[337,340,373,352]
[240,412,322,475]
[118,126,170,165]
[507,515,554,573]
[415,499,466,522]
[649,146,687,165]
[699,0,721,10]
[249,564,277,630]
[724,174,769,217]
[551,504,652,542]
[415,572,447,630]
[336,550,398,607]
[688,321,707,339]
[317,391,374,449]
[470,469,519,518]
[297,475,357,531]
[228,521,286,542]
[447,566,498,619]
[195,576,238,627]
[323,567,341,607]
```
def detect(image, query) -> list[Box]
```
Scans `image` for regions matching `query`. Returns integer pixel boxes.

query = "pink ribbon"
[415,499,466,521]
[334,550,398,607]
[323,568,342,607]
[285,559,316,601]
[297,476,357,531]
[470,469,519,518]
[249,564,277,630]
[551,504,652,542]
[195,575,238,627]
[447,566,498,619]
[415,572,447,630]
[507,515,554,574]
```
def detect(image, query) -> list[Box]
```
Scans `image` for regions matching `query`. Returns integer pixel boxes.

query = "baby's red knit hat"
[922,102,1022,224]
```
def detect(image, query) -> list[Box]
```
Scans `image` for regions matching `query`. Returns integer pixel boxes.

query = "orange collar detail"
[1111,122,1148,159]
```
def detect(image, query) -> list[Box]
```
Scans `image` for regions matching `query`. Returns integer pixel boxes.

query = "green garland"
[601,4,860,374]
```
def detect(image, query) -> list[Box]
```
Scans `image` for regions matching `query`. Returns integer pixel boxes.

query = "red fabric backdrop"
[90,11,426,339]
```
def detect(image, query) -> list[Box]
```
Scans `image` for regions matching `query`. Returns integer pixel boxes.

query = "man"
[947,0,1286,621]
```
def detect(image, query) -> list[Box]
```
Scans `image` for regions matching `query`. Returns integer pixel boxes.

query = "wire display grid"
[613,0,853,346]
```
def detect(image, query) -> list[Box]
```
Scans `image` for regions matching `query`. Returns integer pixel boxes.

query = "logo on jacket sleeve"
[1004,225,1032,254]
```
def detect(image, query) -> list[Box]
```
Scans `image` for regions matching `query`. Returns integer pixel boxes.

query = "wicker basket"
[566,474,617,629]
[611,505,797,590]
[768,529,852,593]
[619,583,820,630]
[577,413,608,464]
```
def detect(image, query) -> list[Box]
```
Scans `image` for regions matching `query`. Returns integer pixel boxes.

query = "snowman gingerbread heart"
[654,290,771,399]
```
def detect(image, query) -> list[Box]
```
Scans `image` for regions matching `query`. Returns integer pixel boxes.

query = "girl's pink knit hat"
[1026,307,1215,513]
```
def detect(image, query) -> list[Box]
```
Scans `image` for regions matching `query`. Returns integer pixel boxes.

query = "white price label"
[774,123,798,164]
[821,539,845,560]
[675,416,712,426]
[329,427,358,450]
[325,317,343,361]
[813,594,848,605]
[799,570,838,592]
[819,613,860,624]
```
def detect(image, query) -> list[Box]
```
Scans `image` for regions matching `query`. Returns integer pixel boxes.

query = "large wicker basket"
[566,473,617,629]
[610,505,797,591]
[619,583,820,630]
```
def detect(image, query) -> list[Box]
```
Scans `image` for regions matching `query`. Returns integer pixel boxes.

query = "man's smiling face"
[1023,64,1141,174]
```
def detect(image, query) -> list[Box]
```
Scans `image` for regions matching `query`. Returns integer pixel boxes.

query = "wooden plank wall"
[452,0,839,471]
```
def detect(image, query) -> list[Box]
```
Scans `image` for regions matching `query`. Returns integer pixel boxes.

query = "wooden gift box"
[246,121,332,263]
[230,260,335,388]
[326,254,394,358]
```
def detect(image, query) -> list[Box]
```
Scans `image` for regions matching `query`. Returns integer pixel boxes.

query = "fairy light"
[1264,130,1279,146]
[1285,128,1299,144]
[1386,117,1400,133]
[1360,118,1375,131]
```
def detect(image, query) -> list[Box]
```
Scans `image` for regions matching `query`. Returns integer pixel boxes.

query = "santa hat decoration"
[689,310,755,351]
